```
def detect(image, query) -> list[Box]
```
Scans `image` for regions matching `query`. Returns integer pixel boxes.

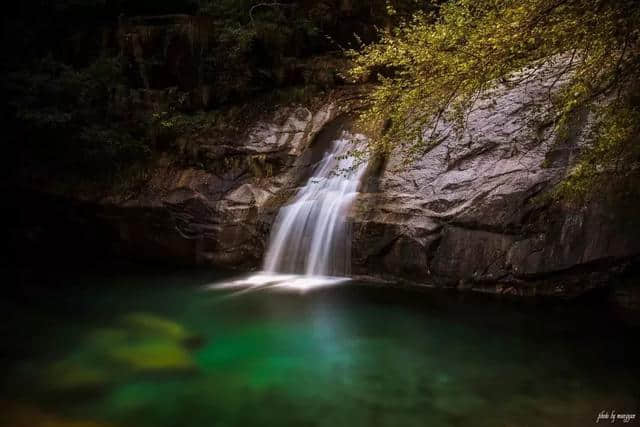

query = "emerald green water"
[1,268,638,427]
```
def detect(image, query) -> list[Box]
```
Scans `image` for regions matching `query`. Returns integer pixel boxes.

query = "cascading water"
[263,133,368,277]
[208,132,368,293]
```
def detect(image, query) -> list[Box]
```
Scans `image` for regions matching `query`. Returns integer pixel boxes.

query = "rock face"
[350,64,640,296]
[88,102,345,269]
[12,64,639,298]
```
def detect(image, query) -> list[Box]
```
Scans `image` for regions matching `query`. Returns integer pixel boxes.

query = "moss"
[121,312,193,342]
[105,313,199,372]
[107,338,196,373]
[46,361,111,392]
[247,155,275,179]
[350,0,640,195]
[86,328,130,348]
[43,314,200,392]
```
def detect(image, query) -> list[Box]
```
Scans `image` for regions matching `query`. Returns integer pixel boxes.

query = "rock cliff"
[11,63,640,299]
[351,63,640,296]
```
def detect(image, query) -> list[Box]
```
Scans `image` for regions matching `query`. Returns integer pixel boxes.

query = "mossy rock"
[84,328,130,350]
[106,338,196,373]
[45,360,111,392]
[44,314,200,388]
[120,312,201,346]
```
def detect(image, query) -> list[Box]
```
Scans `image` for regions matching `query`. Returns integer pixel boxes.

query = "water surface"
[1,268,638,426]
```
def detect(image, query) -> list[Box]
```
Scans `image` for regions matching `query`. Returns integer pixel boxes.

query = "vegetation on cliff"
[3,0,639,199]
[350,0,640,198]
[2,1,426,185]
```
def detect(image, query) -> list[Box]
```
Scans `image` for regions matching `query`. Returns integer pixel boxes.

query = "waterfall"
[263,133,368,277]
[207,132,368,294]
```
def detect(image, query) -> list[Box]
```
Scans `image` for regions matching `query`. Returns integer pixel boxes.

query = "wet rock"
[20,75,640,297]
[226,184,271,207]
[611,278,640,311]
[121,312,201,346]
[44,314,201,391]
[45,361,111,393]
[351,62,640,296]
[84,102,342,269]
[107,338,196,373]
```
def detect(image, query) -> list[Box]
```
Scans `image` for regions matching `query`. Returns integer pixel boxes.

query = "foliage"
[192,0,433,101]
[556,103,640,197]
[1,0,429,184]
[349,0,640,198]
[194,0,322,102]
[4,55,149,176]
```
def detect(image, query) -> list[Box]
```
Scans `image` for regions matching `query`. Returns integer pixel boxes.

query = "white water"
[263,133,368,276]
[207,132,368,294]
[205,273,350,295]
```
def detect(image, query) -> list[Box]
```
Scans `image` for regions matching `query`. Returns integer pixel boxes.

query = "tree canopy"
[350,0,640,198]
[2,1,424,182]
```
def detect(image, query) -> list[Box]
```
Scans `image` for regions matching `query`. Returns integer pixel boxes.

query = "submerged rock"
[107,338,196,373]
[44,313,200,392]
[107,314,199,373]
[121,312,200,345]
[45,360,111,393]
